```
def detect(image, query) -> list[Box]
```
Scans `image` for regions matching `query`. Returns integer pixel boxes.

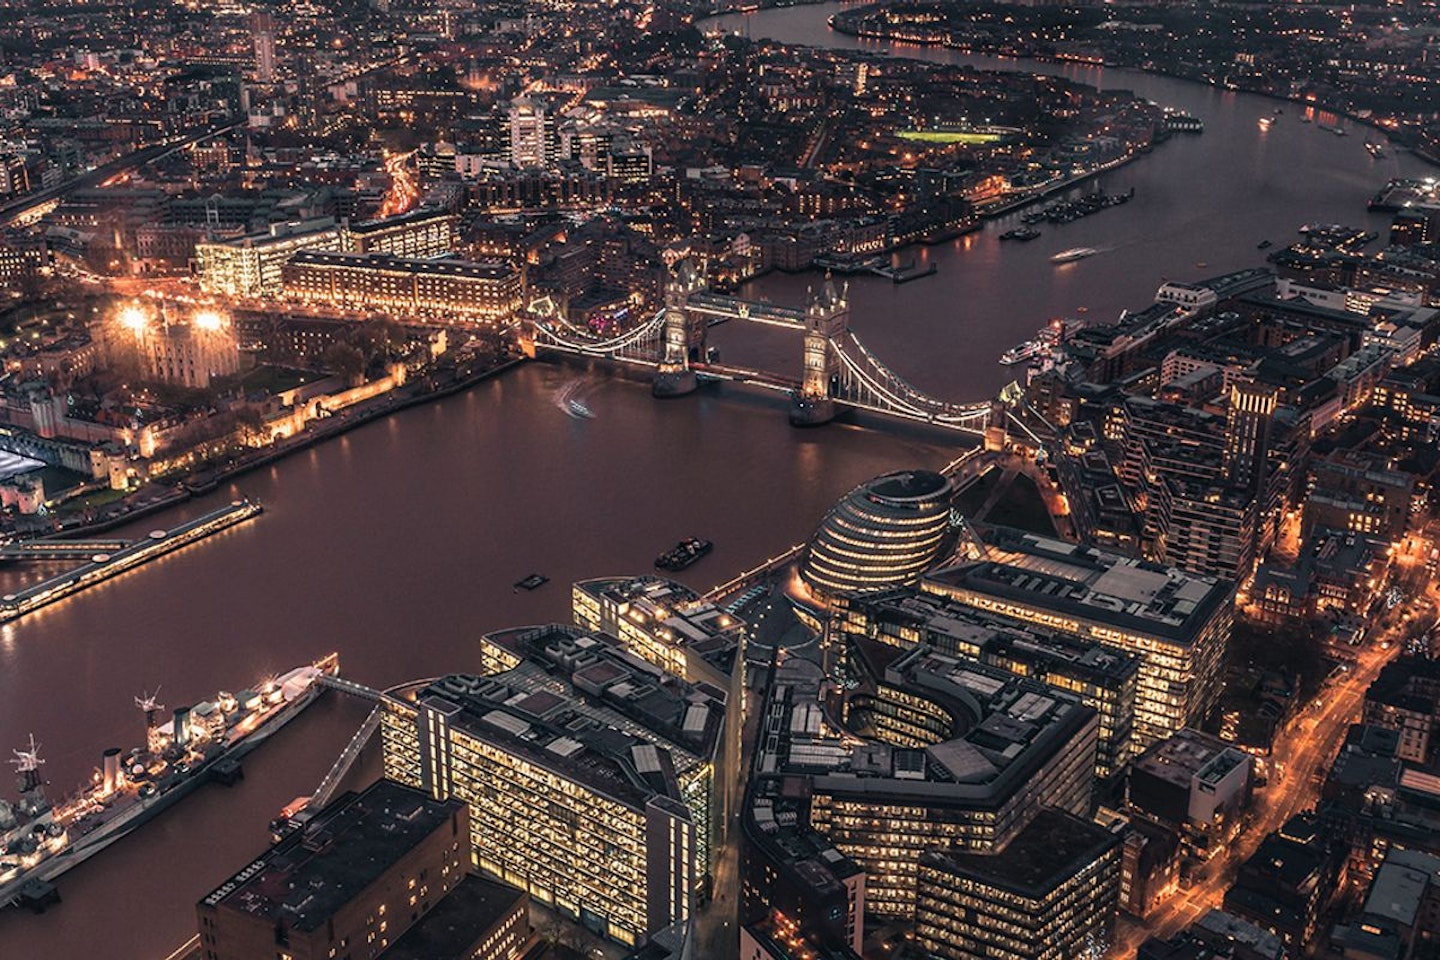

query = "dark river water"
[1,4,1432,956]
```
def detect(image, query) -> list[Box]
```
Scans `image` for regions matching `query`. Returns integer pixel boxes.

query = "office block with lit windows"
[195,779,469,960]
[346,208,456,258]
[924,528,1233,748]
[832,587,1139,777]
[379,624,727,948]
[914,808,1122,960]
[572,575,745,830]
[744,639,1097,925]
[812,643,1098,919]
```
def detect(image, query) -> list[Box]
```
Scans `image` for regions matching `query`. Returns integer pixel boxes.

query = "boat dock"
[871,260,937,283]
[0,500,262,624]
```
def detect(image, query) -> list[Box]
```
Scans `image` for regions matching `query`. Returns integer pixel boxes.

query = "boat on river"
[0,654,338,912]
[1051,247,1098,264]
[655,538,712,572]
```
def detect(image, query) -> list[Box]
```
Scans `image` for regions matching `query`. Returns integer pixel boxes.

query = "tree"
[322,341,365,385]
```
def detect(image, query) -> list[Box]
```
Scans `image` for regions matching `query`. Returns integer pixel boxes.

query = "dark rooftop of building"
[918,808,1120,899]
[1133,729,1244,790]
[396,624,724,810]
[869,469,949,502]
[384,874,527,960]
[199,780,463,931]
[842,588,1139,685]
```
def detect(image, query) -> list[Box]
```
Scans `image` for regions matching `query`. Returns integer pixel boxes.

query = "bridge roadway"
[694,362,799,392]
[316,674,384,702]
[686,292,805,328]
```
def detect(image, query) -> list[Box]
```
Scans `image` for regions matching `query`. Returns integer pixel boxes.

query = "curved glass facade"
[803,470,954,597]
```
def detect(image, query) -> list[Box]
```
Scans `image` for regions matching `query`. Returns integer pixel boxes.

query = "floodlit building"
[196,218,343,298]
[138,318,241,389]
[347,208,457,258]
[195,209,457,298]
[924,529,1233,747]
[282,251,522,321]
[380,624,730,948]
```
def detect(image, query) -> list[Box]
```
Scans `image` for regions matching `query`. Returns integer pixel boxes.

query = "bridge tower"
[789,275,848,426]
[653,258,709,397]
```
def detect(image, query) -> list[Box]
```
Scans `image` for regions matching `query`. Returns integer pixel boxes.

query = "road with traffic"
[1110,637,1399,953]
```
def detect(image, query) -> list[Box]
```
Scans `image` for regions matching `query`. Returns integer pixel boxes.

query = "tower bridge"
[523,258,1018,439]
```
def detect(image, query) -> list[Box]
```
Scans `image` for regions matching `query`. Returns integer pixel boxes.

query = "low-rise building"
[1127,728,1252,860]
[196,780,470,960]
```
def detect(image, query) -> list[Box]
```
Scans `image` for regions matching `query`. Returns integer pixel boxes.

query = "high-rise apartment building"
[509,98,555,168]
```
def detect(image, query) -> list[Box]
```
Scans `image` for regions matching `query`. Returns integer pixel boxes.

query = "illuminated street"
[1111,636,1401,954]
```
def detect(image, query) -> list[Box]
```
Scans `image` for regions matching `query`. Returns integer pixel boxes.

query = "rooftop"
[288,249,515,280]
[1134,729,1245,789]
[790,641,1095,808]
[394,624,724,810]
[925,528,1233,645]
[918,808,1120,899]
[843,588,1139,685]
[200,780,462,931]
[383,874,527,960]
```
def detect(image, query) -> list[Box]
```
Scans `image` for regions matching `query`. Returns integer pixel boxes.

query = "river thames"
[0,4,1432,956]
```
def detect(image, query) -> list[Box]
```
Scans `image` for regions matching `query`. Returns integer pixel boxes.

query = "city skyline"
[2,0,1440,959]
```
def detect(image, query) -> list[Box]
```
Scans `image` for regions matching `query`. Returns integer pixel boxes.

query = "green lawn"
[897,130,1002,145]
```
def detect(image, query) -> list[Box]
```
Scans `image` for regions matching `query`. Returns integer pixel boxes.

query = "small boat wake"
[554,380,596,419]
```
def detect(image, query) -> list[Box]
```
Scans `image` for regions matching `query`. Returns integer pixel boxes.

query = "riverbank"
[824,8,1432,166]
[47,354,525,539]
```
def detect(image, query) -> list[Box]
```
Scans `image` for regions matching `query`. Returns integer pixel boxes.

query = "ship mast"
[136,688,165,755]
[10,733,45,796]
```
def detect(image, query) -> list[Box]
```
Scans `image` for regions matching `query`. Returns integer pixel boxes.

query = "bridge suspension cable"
[532,309,666,356]
[833,331,992,429]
